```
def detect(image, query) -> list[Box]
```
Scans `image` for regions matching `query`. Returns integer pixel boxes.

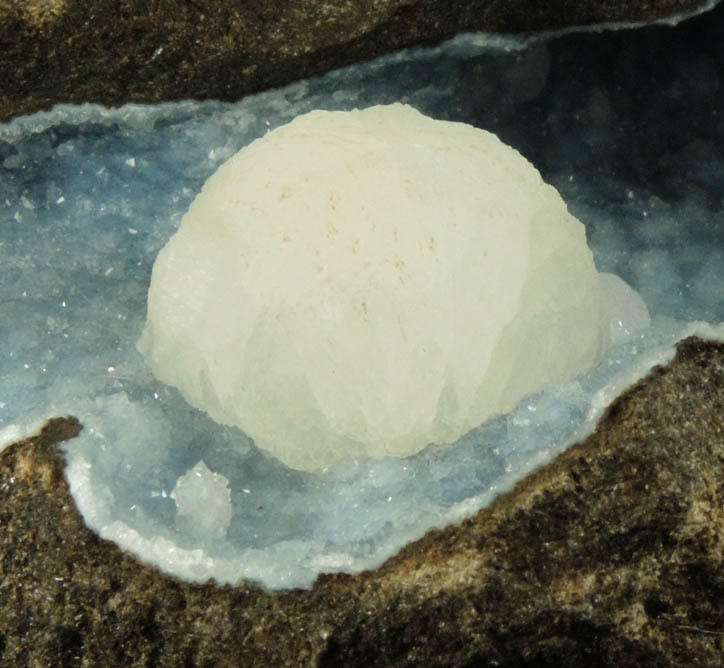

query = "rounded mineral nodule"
[138,103,610,472]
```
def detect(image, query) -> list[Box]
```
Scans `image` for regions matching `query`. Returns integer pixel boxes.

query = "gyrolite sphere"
[138,103,610,472]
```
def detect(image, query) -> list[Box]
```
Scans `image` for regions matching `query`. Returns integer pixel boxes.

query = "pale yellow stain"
[21,0,69,28]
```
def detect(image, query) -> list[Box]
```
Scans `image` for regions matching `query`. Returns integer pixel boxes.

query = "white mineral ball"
[171,460,232,540]
[138,103,610,472]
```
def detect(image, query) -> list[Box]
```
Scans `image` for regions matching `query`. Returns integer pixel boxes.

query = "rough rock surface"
[1,336,723,666]
[0,0,711,122]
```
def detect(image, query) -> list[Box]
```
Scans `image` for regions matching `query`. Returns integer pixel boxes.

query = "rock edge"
[1,335,723,666]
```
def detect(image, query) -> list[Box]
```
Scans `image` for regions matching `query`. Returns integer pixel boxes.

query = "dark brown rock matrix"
[0,0,711,122]
[1,335,722,666]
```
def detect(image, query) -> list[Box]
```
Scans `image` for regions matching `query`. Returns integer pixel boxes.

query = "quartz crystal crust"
[2,4,722,590]
[139,103,610,471]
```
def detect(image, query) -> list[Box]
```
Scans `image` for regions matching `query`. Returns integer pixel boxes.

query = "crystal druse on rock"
[138,103,611,472]
[0,0,713,122]
[2,337,723,666]
[1,0,724,659]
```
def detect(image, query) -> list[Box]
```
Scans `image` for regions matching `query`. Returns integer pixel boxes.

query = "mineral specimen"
[138,103,610,471]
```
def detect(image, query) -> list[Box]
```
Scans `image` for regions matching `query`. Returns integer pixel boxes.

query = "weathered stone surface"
[1,336,723,666]
[0,0,711,122]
